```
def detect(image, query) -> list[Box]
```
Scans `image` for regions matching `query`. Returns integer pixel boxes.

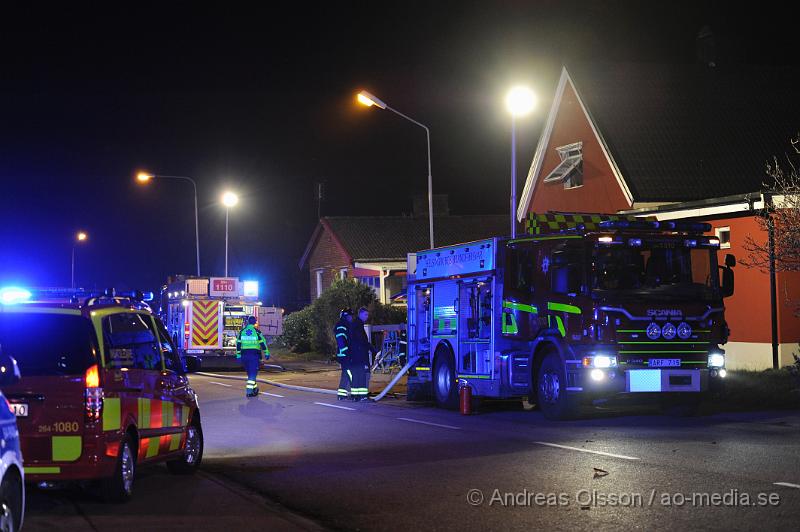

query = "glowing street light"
[221,191,239,276]
[136,171,201,276]
[72,231,88,289]
[505,86,537,238]
[357,89,434,248]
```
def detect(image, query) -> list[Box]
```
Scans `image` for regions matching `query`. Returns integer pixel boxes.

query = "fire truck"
[405,213,736,419]
[162,276,283,369]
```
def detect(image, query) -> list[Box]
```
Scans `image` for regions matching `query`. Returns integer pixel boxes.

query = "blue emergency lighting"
[628,238,642,246]
[0,287,32,305]
[243,280,259,297]
[142,291,154,302]
[684,239,698,247]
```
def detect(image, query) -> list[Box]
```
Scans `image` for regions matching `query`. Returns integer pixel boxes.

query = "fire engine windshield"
[591,243,720,301]
[0,313,97,375]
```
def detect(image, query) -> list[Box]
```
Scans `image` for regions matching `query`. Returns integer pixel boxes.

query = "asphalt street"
[24,373,800,531]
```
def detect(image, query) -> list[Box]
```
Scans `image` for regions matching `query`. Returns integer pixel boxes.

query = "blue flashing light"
[0,287,32,305]
[142,291,154,302]
[628,238,642,247]
[243,280,259,298]
[684,239,698,248]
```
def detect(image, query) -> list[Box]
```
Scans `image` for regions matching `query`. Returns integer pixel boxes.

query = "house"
[299,214,508,304]
[517,63,800,370]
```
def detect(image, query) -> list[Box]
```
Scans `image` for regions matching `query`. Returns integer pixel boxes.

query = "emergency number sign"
[210,277,239,297]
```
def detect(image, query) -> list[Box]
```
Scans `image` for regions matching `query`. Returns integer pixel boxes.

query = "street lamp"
[136,171,201,277]
[71,231,88,289]
[357,90,435,249]
[505,86,537,238]
[221,191,239,277]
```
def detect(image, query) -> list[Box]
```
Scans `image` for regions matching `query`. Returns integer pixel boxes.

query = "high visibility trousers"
[350,363,369,399]
[338,359,351,397]
[241,351,260,395]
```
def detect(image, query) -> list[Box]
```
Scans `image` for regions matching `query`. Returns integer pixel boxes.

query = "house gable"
[518,67,633,219]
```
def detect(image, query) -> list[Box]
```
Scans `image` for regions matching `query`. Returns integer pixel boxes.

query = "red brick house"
[299,215,507,305]
[517,63,800,370]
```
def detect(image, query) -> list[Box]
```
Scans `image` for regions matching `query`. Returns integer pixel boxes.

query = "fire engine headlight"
[661,322,677,340]
[590,369,605,381]
[708,353,725,368]
[582,355,618,368]
[677,322,692,339]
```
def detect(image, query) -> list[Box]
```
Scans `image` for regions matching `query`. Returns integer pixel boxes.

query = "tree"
[743,135,800,272]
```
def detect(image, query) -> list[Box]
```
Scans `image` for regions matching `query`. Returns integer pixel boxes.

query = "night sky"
[0,1,795,308]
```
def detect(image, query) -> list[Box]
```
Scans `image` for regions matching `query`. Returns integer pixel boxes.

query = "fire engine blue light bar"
[0,287,32,304]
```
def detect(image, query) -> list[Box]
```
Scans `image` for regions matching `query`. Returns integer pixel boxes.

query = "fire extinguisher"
[458,379,472,415]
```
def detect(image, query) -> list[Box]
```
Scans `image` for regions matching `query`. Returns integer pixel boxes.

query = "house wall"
[307,227,351,299]
[529,81,631,216]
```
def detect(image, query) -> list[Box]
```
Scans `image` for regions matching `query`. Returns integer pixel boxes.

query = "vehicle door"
[546,239,587,340]
[151,316,193,455]
[101,312,164,463]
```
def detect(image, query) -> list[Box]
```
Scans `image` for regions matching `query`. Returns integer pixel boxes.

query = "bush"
[279,306,314,353]
[278,279,409,355]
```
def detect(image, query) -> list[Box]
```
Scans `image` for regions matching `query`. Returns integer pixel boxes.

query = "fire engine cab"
[0,288,203,501]
[406,213,735,419]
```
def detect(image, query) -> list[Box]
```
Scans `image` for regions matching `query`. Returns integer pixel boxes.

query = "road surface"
[24,373,800,531]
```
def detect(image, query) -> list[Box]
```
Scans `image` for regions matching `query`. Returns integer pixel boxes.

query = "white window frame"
[339,268,348,280]
[315,269,324,298]
[543,142,583,189]
[715,226,731,249]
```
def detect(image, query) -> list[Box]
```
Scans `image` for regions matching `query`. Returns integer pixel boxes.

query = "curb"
[196,371,338,396]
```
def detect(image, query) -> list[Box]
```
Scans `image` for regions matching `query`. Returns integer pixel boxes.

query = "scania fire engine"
[405,213,735,419]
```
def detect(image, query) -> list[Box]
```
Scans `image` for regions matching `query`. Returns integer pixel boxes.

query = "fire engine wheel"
[0,469,23,532]
[167,417,204,475]
[537,351,579,420]
[102,435,136,503]
[433,347,458,410]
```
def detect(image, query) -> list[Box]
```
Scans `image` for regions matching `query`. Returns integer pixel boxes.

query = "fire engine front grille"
[615,327,710,368]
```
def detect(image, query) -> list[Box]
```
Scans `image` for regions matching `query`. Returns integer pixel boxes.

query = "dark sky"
[0,1,795,308]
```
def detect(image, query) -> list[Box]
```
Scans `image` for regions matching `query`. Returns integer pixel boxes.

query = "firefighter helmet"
[340,307,353,318]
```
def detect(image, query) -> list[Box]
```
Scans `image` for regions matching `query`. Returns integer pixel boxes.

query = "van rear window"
[0,313,97,376]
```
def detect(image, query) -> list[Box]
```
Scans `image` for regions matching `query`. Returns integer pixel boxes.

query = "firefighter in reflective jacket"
[349,306,376,401]
[236,316,269,397]
[334,308,353,401]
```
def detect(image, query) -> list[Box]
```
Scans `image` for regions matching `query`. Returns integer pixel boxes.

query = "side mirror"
[725,254,736,268]
[0,353,21,386]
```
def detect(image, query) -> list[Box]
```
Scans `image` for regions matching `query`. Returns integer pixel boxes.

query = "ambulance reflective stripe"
[138,398,151,429]
[24,467,61,474]
[52,435,82,461]
[103,397,121,431]
[191,300,220,346]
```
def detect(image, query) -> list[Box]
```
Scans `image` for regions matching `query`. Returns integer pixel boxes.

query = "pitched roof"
[299,215,508,268]
[525,63,800,206]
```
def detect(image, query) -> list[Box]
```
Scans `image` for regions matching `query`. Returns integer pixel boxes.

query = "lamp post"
[137,172,201,277]
[357,90,435,248]
[505,86,537,238]
[71,231,88,289]
[221,191,239,277]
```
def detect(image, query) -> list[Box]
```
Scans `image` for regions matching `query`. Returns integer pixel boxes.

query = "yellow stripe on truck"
[104,397,121,431]
[138,398,151,429]
[162,401,174,427]
[52,435,82,461]
[169,433,181,451]
[25,467,61,474]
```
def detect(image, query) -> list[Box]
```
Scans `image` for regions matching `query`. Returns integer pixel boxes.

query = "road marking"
[260,391,285,398]
[314,402,356,411]
[397,417,461,430]
[774,482,800,489]
[533,441,640,461]
[209,381,233,387]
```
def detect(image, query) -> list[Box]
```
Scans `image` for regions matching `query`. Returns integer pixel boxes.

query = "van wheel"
[102,434,136,503]
[537,351,579,420]
[167,418,204,475]
[433,346,458,410]
[0,469,23,532]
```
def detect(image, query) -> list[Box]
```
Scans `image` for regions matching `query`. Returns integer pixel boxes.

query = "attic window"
[543,142,583,189]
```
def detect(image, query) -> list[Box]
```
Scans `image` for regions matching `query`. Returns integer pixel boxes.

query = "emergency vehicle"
[0,287,203,502]
[405,213,735,419]
[162,276,282,369]
[0,344,24,531]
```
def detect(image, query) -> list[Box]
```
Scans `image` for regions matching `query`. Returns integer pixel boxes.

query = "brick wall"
[307,226,352,299]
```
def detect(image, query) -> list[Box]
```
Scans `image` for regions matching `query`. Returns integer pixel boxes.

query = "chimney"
[413,194,450,217]
[696,25,716,67]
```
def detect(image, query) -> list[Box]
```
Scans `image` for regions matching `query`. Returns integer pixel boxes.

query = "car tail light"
[84,364,104,423]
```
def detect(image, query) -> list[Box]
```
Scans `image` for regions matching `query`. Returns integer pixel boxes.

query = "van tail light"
[84,364,104,423]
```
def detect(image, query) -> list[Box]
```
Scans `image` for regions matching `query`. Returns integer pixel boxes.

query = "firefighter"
[349,306,376,401]
[334,308,353,400]
[236,315,269,397]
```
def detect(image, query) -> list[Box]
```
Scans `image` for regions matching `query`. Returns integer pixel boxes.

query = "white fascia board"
[631,199,766,221]
[354,261,407,272]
